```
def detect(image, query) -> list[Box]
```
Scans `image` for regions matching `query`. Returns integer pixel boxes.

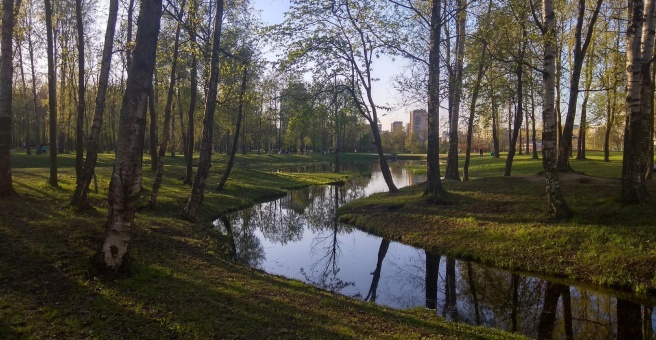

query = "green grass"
[338,150,656,295]
[0,150,522,339]
[404,150,624,179]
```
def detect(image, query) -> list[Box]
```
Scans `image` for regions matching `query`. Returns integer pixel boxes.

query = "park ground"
[0,150,525,339]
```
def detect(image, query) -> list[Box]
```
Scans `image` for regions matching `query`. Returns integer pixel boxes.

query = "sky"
[252,0,418,131]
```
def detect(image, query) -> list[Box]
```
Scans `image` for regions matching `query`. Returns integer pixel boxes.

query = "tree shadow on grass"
[0,225,176,338]
[121,227,510,339]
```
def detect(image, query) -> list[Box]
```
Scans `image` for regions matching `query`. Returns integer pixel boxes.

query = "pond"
[215,161,656,339]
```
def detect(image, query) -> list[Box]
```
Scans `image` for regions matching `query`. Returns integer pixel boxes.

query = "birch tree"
[532,0,572,218]
[621,0,656,203]
[98,0,163,271]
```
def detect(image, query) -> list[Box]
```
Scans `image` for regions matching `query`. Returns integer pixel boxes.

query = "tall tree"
[444,0,467,181]
[75,0,85,182]
[149,2,186,206]
[148,82,158,171]
[424,0,446,197]
[182,0,199,185]
[25,2,40,155]
[463,39,489,180]
[217,63,249,191]
[576,42,595,160]
[71,0,119,208]
[528,71,539,159]
[17,30,30,155]
[0,0,20,197]
[533,0,572,218]
[504,27,527,177]
[621,0,656,203]
[490,79,500,158]
[98,0,163,271]
[275,0,398,192]
[556,0,603,171]
[126,0,135,70]
[45,0,58,187]
[181,0,225,221]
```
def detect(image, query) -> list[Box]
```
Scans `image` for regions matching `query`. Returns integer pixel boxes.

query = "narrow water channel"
[215,161,656,339]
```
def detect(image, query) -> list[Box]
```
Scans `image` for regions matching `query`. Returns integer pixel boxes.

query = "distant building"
[392,121,404,133]
[409,109,428,145]
[377,123,383,132]
[441,130,449,142]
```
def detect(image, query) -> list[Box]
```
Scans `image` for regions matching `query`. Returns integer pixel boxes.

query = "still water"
[216,162,656,339]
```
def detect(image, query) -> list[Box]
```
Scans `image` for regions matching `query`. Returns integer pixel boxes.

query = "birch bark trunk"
[98,0,162,271]
[541,0,571,218]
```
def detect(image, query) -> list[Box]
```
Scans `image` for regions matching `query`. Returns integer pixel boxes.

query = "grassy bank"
[338,151,656,295]
[0,150,522,339]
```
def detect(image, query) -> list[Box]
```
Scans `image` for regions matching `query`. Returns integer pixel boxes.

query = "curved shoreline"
[337,174,656,297]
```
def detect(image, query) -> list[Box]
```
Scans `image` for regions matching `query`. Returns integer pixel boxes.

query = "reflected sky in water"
[216,161,656,339]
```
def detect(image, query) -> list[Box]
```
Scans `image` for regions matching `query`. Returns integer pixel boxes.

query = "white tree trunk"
[541,0,571,218]
[99,0,163,271]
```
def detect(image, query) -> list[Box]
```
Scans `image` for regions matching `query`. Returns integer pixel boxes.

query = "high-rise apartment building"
[409,109,428,145]
[391,121,404,133]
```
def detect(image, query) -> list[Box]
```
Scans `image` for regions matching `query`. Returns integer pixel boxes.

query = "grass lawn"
[0,150,523,339]
[338,151,656,296]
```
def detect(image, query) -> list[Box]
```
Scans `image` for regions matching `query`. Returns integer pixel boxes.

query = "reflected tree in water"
[425,251,440,309]
[561,286,574,339]
[443,258,459,321]
[616,299,643,340]
[458,260,543,331]
[257,198,304,245]
[301,185,354,293]
[305,185,346,233]
[364,239,391,302]
[511,274,519,332]
[289,188,312,214]
[643,306,653,340]
[218,214,265,268]
[537,282,569,339]
[466,263,481,325]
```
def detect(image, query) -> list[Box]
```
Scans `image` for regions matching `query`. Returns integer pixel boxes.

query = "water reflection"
[215,162,656,339]
[364,239,390,302]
